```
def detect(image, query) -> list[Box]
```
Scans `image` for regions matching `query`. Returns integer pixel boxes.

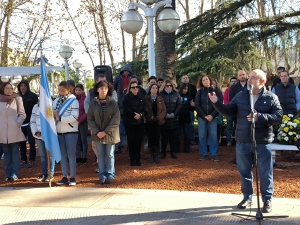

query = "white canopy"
[0,66,63,76]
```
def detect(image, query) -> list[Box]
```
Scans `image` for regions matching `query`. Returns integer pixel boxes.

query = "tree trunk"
[1,0,13,66]
[155,0,177,84]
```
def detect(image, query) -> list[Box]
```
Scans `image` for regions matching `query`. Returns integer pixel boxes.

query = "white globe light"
[13,75,22,83]
[59,45,73,59]
[121,10,143,34]
[157,8,180,33]
[86,72,93,80]
[72,59,82,69]
[141,0,158,4]
[1,76,10,82]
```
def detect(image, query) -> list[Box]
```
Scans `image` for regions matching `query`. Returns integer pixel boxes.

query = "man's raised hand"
[208,92,218,103]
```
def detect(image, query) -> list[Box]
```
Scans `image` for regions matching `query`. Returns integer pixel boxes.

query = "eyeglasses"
[130,86,138,89]
[165,84,172,87]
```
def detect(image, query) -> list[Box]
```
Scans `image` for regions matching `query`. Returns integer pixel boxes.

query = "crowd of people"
[1,64,298,214]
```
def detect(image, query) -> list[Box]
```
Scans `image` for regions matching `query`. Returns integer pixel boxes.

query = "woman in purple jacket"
[75,84,88,164]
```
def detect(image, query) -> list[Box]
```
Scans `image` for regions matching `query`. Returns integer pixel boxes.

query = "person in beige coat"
[0,82,26,181]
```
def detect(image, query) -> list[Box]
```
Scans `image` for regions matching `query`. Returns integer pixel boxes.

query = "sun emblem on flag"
[45,106,53,118]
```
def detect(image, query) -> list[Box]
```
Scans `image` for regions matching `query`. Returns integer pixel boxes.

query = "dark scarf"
[76,92,86,100]
[0,93,19,104]
[55,93,71,110]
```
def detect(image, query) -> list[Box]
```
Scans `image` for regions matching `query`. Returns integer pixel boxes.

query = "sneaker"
[106,177,114,184]
[81,158,87,164]
[11,175,18,181]
[262,200,272,213]
[20,161,27,168]
[56,177,68,185]
[95,168,99,173]
[28,160,35,168]
[69,178,76,186]
[45,175,54,182]
[211,155,220,162]
[199,155,208,161]
[99,177,106,184]
[37,174,47,182]
[227,141,232,147]
[237,199,252,209]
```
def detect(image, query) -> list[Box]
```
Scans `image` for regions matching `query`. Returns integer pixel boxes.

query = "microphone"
[249,84,253,95]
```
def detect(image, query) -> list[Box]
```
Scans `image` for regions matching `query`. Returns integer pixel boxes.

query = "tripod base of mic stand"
[232,211,289,221]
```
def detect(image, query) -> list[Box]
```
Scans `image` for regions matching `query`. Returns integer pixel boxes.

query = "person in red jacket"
[75,84,88,164]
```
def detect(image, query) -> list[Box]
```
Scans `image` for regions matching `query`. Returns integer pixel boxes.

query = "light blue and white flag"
[39,57,61,162]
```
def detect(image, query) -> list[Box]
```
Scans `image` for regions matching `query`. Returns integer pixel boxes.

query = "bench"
[270,143,299,163]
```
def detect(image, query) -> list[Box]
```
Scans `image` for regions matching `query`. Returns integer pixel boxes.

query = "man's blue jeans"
[226,117,234,142]
[95,142,115,180]
[58,133,78,178]
[36,139,55,176]
[236,142,273,202]
[2,143,20,178]
[197,117,218,155]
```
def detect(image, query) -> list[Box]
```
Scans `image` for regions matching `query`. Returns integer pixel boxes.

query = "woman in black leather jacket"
[159,80,182,159]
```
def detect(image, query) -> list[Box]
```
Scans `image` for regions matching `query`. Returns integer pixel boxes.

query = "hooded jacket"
[17,80,38,124]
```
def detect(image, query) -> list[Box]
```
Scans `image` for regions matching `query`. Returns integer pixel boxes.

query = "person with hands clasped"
[195,75,222,162]
[159,80,182,159]
[53,81,79,186]
[123,81,148,166]
[87,80,120,184]
[145,83,167,164]
[208,69,283,213]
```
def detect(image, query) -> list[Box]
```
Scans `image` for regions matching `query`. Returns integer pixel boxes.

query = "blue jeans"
[76,122,88,158]
[2,143,20,178]
[36,139,55,176]
[178,122,191,152]
[95,142,115,180]
[226,117,234,142]
[236,142,273,202]
[189,111,195,139]
[118,119,127,147]
[58,133,78,178]
[197,117,218,155]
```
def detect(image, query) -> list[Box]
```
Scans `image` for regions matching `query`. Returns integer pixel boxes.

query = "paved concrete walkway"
[0,187,299,225]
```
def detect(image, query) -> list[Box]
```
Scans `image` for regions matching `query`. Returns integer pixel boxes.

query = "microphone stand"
[231,85,289,224]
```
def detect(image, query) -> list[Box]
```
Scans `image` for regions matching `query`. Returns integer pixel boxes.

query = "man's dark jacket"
[229,81,247,101]
[17,80,38,124]
[213,87,282,144]
[274,83,297,115]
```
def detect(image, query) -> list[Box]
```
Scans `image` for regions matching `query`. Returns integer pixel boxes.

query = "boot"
[149,147,154,164]
[161,150,166,159]
[154,147,160,164]
[115,146,122,154]
[171,152,177,159]
[76,158,82,164]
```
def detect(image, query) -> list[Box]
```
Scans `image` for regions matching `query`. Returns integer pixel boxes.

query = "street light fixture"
[72,59,90,93]
[59,45,73,81]
[121,0,180,77]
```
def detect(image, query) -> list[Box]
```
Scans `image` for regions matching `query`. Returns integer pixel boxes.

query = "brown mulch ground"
[0,143,300,199]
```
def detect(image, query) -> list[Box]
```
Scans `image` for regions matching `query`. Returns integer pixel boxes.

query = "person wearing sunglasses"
[159,80,182,159]
[122,81,148,166]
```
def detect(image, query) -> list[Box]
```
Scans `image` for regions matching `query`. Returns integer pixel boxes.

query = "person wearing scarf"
[74,84,88,165]
[53,81,79,186]
[0,82,26,181]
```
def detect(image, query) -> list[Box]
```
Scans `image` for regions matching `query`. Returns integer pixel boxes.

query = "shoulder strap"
[57,98,76,117]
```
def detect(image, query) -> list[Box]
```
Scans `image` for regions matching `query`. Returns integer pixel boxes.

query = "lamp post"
[72,59,90,93]
[121,0,180,77]
[59,45,73,80]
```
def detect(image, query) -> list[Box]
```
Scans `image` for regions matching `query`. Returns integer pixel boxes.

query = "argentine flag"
[39,57,61,162]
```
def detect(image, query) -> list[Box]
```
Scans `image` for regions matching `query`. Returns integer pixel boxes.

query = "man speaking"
[208,69,282,213]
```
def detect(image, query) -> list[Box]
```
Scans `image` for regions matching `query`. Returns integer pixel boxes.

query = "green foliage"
[85,78,94,91]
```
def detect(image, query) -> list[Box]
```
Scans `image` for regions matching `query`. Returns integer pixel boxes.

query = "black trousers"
[161,127,178,153]
[125,124,144,163]
[20,125,36,162]
[145,123,161,148]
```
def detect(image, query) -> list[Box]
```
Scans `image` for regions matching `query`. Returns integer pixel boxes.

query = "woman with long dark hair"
[87,80,120,184]
[0,82,26,181]
[145,83,166,163]
[195,75,222,162]
[178,83,194,153]
[123,81,147,166]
